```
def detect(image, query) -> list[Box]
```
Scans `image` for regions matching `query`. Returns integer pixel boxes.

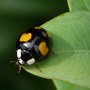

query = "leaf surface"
[67,0,90,11]
[24,11,90,88]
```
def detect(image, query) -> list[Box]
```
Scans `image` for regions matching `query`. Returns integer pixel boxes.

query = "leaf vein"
[83,0,89,10]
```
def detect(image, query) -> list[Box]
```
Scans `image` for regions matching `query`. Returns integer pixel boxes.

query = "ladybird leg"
[35,61,42,72]
[51,51,57,56]
[18,65,22,73]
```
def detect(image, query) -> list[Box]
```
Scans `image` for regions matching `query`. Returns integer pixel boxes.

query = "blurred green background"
[0,0,68,90]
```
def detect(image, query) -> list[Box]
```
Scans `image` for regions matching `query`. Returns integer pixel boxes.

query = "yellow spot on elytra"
[20,33,32,42]
[39,42,49,56]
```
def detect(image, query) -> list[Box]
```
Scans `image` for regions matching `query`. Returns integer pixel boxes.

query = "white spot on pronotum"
[27,58,35,65]
[17,49,21,58]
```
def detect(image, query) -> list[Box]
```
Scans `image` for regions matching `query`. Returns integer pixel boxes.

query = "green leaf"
[67,0,90,11]
[24,11,90,88]
[53,80,90,90]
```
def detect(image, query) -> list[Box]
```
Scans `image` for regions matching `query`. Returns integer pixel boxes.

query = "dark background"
[0,0,68,90]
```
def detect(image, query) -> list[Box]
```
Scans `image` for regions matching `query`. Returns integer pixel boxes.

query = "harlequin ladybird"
[16,27,52,69]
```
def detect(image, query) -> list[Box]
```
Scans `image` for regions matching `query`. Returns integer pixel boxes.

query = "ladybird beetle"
[16,27,52,68]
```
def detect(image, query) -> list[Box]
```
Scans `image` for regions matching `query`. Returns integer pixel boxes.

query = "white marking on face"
[17,49,21,58]
[18,58,24,65]
[27,58,35,65]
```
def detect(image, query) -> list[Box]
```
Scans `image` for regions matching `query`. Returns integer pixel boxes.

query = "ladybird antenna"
[10,60,19,66]
[10,60,16,66]
[10,61,16,63]
[9,57,17,63]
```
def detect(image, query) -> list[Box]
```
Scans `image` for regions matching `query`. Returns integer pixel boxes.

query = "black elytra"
[16,27,52,65]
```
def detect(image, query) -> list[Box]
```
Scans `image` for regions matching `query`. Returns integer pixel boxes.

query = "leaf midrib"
[55,50,90,54]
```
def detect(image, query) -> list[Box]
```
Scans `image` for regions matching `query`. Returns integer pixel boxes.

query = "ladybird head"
[16,49,36,65]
